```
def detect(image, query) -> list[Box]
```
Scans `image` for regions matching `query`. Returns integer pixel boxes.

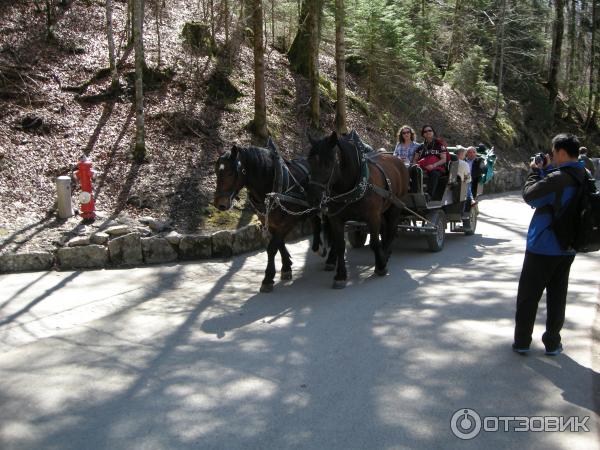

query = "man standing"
[578,146,596,177]
[513,133,592,356]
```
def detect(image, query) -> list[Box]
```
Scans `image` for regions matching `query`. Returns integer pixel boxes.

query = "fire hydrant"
[74,155,97,220]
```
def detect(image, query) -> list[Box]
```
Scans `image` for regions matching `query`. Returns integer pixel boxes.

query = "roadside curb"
[0,219,313,274]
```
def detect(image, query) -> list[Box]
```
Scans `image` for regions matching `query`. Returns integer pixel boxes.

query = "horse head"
[306,131,340,207]
[213,145,246,211]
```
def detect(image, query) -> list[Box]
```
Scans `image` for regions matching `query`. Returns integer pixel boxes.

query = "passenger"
[578,146,595,176]
[393,125,419,166]
[414,125,447,198]
[455,147,471,183]
[465,146,484,201]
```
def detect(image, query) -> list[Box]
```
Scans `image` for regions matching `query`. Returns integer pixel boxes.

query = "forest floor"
[0,0,534,257]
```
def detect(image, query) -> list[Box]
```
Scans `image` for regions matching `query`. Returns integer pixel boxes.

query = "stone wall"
[0,220,311,273]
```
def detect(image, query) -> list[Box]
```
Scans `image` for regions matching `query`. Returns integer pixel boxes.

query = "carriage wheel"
[426,210,446,252]
[347,229,368,248]
[463,204,478,236]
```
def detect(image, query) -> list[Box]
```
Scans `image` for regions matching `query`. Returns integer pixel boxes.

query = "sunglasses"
[423,129,433,133]
[401,130,411,134]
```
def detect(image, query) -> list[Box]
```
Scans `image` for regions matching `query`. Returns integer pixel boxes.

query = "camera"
[530,152,547,166]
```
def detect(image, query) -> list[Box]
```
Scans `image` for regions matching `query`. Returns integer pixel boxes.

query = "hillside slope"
[0,0,580,256]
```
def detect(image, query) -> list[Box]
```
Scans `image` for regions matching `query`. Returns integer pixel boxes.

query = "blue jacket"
[523,161,587,255]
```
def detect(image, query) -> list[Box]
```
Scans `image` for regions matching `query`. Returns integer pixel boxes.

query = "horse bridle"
[214,153,246,204]
[308,140,366,211]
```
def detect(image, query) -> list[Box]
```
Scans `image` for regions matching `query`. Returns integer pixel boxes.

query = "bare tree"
[253,0,269,139]
[133,0,146,161]
[106,0,119,91]
[334,0,347,134]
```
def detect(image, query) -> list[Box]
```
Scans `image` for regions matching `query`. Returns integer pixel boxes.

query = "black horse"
[306,131,409,288]
[214,139,331,292]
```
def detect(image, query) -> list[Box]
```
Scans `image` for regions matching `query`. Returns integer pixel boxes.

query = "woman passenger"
[393,125,419,166]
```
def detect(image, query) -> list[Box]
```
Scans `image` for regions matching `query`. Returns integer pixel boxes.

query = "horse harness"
[316,136,407,217]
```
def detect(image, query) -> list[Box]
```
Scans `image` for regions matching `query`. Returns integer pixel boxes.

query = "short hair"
[455,147,466,155]
[396,125,415,143]
[421,124,436,136]
[551,133,580,158]
[579,146,588,155]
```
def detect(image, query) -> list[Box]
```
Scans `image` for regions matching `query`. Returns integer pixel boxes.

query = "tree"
[586,0,597,128]
[493,0,507,119]
[547,0,565,107]
[308,0,320,128]
[133,0,146,162]
[106,0,119,91]
[252,0,269,139]
[335,0,348,134]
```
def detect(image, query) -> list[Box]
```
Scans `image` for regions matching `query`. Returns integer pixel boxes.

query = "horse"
[306,130,409,288]
[214,139,333,292]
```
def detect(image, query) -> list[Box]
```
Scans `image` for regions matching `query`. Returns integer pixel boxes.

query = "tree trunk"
[288,0,310,75]
[106,0,119,91]
[548,0,565,107]
[253,0,269,139]
[493,0,506,119]
[271,0,275,46]
[309,0,320,127]
[155,0,162,68]
[334,0,347,134]
[566,0,576,96]
[586,0,597,128]
[446,0,462,73]
[133,0,146,162]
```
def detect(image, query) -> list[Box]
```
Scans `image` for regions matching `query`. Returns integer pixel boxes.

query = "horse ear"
[328,131,338,146]
[266,136,278,153]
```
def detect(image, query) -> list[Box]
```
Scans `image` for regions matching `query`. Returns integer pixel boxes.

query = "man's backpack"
[551,168,600,253]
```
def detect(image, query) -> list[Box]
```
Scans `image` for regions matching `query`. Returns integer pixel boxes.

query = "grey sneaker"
[512,343,530,355]
[544,343,563,356]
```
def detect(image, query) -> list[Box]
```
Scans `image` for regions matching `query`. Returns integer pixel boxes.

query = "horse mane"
[238,145,275,180]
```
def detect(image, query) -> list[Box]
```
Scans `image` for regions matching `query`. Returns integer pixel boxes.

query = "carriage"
[344,144,496,252]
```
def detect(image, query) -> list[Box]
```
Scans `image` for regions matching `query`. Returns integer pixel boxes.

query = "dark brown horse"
[306,131,409,288]
[214,140,331,292]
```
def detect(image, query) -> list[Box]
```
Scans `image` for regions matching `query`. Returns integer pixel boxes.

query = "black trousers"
[514,251,575,349]
[427,170,441,197]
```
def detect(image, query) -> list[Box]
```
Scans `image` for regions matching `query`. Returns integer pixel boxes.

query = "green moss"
[494,112,517,143]
[319,75,336,102]
[348,92,370,116]
[203,191,261,230]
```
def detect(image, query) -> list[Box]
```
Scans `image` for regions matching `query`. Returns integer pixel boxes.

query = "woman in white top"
[393,125,419,166]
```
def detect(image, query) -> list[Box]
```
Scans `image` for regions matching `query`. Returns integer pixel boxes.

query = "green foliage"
[445,45,498,111]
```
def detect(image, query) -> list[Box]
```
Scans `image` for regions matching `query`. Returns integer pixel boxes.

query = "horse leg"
[367,218,387,276]
[331,219,347,288]
[260,234,281,293]
[310,215,323,254]
[279,240,293,280]
[325,247,337,271]
[381,207,401,263]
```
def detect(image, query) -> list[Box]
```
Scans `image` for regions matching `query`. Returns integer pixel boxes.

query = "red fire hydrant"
[74,155,96,220]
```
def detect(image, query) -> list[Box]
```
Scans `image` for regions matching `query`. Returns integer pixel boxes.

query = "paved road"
[1,192,599,450]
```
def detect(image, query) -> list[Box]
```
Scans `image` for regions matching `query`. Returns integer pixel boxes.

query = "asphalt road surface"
[1,191,599,450]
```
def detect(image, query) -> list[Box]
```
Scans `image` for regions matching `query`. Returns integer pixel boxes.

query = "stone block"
[57,245,108,270]
[108,232,143,266]
[142,237,178,264]
[0,252,54,273]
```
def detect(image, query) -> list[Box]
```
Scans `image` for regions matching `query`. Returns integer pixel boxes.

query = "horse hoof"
[260,283,274,293]
[280,271,292,281]
[333,280,347,289]
[375,267,388,277]
[324,263,335,271]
